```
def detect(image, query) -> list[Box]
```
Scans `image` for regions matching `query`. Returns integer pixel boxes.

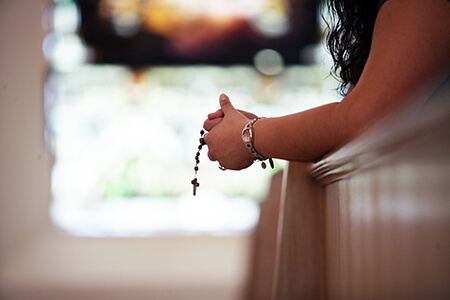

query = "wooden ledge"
[310,81,450,185]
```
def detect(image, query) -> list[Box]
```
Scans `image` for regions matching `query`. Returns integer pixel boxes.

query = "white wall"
[0,1,252,299]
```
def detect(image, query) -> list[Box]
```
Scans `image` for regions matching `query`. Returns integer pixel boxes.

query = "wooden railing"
[247,80,449,300]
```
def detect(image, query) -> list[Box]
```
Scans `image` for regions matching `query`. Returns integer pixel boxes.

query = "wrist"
[241,117,274,169]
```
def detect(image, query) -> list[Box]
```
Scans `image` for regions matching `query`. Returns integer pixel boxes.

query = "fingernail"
[220,93,228,101]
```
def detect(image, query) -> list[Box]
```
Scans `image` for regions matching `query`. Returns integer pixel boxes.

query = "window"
[43,0,335,236]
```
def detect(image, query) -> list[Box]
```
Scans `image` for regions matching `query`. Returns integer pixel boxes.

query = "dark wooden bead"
[269,158,274,169]
[192,129,207,195]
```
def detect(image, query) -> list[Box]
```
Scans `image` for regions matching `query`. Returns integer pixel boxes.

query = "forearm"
[252,103,343,162]
[251,93,386,162]
[251,81,426,162]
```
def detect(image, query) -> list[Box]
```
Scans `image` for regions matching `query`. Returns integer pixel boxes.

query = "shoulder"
[372,0,449,57]
[351,0,450,109]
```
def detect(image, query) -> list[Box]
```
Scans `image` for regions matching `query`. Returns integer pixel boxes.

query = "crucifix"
[191,178,200,196]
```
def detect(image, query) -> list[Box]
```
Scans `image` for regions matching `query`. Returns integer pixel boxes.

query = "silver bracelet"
[241,118,274,169]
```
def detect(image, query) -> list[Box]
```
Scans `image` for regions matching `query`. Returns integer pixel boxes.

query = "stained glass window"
[43,0,336,236]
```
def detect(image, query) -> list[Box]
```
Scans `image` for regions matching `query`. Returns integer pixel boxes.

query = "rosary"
[191,130,205,196]
[191,125,273,196]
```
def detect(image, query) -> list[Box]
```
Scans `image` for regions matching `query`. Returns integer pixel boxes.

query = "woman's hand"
[203,104,258,132]
[203,94,256,170]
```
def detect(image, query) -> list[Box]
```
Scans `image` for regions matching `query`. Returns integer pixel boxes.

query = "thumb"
[219,93,236,115]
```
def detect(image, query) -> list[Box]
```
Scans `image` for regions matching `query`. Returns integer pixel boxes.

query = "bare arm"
[204,0,450,169]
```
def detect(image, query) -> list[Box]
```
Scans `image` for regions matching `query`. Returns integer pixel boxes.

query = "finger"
[237,110,258,120]
[207,151,217,162]
[203,133,216,161]
[203,117,223,131]
[219,93,236,115]
[207,109,224,120]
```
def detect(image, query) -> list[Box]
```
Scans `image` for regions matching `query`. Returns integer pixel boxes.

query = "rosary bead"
[192,130,205,196]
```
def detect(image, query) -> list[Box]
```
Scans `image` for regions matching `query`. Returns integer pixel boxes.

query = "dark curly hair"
[324,0,380,95]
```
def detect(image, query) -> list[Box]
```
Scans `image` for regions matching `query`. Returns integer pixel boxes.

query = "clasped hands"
[202,93,257,170]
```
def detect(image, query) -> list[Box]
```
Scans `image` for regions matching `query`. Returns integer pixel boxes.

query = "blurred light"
[53,1,79,33]
[42,32,60,61]
[254,49,284,76]
[112,14,141,37]
[106,0,142,37]
[43,33,87,72]
[251,0,290,37]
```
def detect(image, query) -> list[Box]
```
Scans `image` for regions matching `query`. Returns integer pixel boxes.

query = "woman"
[203,0,450,170]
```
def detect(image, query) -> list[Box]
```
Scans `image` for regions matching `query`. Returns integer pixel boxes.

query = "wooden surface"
[272,162,326,300]
[246,171,283,300]
[323,164,450,300]
[311,80,450,299]
[263,82,450,299]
